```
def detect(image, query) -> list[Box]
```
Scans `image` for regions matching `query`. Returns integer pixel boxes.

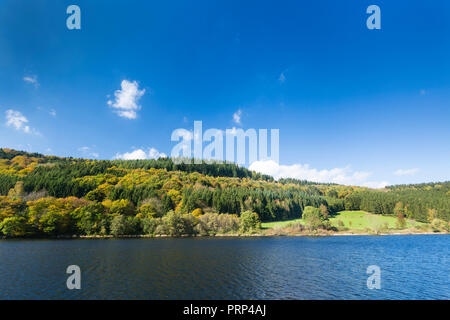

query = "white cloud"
[278,72,286,84]
[394,168,419,176]
[6,110,28,131]
[249,160,388,188]
[114,148,167,160]
[362,181,389,189]
[5,109,39,135]
[24,75,39,87]
[115,149,147,160]
[49,109,56,117]
[107,80,145,119]
[233,109,242,125]
[78,146,99,158]
[149,148,167,159]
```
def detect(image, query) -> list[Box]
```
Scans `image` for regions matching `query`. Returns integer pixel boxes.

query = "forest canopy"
[0,148,448,237]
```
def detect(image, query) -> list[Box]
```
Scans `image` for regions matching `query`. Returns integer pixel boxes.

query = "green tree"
[85,189,106,202]
[302,206,325,230]
[71,203,107,235]
[395,213,407,229]
[142,217,160,235]
[192,208,203,218]
[319,204,329,219]
[110,215,141,236]
[0,216,28,237]
[240,211,261,233]
[110,199,136,216]
[158,211,195,236]
[8,181,25,199]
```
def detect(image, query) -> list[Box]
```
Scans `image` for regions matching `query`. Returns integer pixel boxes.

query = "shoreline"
[1,231,447,240]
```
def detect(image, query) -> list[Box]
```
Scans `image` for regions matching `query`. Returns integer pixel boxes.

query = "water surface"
[0,235,448,299]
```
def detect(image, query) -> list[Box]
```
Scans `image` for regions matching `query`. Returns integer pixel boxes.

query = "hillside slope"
[0,148,448,237]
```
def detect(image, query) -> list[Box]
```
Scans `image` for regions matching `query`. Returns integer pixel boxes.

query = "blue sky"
[0,0,449,187]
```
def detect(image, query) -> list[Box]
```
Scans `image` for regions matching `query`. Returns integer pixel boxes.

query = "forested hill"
[0,148,273,181]
[0,148,449,237]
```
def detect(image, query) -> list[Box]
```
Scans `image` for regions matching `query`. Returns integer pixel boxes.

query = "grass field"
[262,210,425,231]
[261,218,304,229]
[329,211,423,230]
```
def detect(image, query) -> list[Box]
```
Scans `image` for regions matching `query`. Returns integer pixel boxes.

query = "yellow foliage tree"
[192,208,203,218]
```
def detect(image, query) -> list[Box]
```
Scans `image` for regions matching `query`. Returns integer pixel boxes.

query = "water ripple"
[0,235,448,299]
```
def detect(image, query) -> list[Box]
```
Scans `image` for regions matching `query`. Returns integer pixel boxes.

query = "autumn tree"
[8,181,25,199]
[240,211,261,233]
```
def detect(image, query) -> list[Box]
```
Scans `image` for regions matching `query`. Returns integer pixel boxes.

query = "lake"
[0,235,448,299]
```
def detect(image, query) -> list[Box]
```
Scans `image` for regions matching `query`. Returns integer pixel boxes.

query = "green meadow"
[261,218,304,229]
[262,210,425,231]
[329,211,424,230]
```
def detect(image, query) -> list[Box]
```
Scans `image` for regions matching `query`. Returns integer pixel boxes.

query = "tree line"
[0,148,448,237]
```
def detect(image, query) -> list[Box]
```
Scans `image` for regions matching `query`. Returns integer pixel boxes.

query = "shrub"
[240,211,261,233]
[195,213,240,235]
[302,206,333,230]
[302,206,323,230]
[217,214,240,233]
[285,221,304,233]
[431,219,449,232]
[395,212,407,229]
